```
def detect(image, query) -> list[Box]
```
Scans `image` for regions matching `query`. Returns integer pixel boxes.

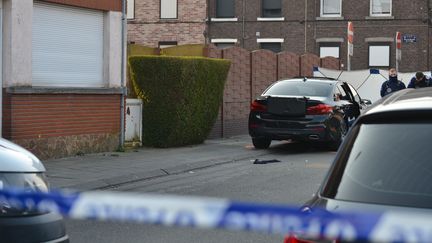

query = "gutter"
[120,0,127,147]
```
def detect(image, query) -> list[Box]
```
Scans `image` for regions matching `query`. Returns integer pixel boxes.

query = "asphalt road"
[65,142,336,243]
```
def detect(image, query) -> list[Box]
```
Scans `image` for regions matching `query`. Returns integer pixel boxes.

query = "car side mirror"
[361,99,372,105]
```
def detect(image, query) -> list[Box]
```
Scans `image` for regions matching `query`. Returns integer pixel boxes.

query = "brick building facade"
[207,0,432,72]
[125,0,432,140]
[127,0,207,47]
[2,0,124,159]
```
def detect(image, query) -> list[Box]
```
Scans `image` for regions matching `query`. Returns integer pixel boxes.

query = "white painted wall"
[3,0,32,87]
[104,11,122,88]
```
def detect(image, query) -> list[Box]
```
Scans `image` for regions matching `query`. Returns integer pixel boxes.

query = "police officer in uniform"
[407,72,432,89]
[380,68,406,97]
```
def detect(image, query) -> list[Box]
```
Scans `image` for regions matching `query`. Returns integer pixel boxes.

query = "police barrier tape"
[1,187,432,242]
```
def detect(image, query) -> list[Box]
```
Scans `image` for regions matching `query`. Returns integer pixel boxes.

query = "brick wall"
[321,56,341,70]
[277,52,300,80]
[206,45,340,138]
[128,23,206,47]
[300,54,320,77]
[221,47,251,137]
[128,0,207,47]
[3,93,121,159]
[251,50,277,99]
[209,0,431,72]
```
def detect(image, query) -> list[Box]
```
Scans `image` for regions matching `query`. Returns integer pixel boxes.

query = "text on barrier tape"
[1,187,432,242]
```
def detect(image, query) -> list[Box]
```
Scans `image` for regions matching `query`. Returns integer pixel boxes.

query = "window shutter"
[216,0,235,18]
[127,0,135,19]
[161,0,177,18]
[32,3,104,87]
[323,0,340,14]
[263,0,281,10]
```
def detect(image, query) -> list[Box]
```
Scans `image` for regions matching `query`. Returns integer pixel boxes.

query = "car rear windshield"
[263,81,333,97]
[328,123,432,208]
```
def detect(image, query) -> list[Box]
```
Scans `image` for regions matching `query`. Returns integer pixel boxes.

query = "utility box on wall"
[125,98,143,145]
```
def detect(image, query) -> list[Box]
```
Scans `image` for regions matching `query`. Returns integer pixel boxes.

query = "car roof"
[362,88,432,117]
[278,77,339,84]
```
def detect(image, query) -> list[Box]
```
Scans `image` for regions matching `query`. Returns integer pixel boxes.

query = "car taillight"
[284,235,340,243]
[306,104,333,115]
[250,100,267,112]
[284,235,315,243]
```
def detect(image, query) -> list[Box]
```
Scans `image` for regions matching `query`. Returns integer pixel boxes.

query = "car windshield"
[330,123,432,208]
[263,80,333,97]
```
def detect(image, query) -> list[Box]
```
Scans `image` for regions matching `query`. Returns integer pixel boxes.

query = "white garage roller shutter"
[32,3,104,87]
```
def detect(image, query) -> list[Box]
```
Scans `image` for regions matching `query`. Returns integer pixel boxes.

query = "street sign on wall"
[402,34,417,43]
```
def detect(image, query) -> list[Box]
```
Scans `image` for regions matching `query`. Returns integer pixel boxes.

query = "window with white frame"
[260,43,281,53]
[321,0,342,17]
[211,39,237,49]
[369,44,390,67]
[161,0,177,19]
[370,0,391,16]
[215,43,235,49]
[127,0,135,19]
[262,0,282,17]
[257,38,283,53]
[319,44,340,58]
[216,0,235,18]
[158,41,177,49]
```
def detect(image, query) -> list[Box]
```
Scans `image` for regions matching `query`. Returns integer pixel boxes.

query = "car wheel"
[252,137,271,149]
[328,119,348,151]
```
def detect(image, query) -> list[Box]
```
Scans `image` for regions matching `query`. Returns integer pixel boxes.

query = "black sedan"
[288,88,432,243]
[248,77,369,150]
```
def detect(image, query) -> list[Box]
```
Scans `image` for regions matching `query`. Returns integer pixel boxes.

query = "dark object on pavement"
[288,87,432,243]
[249,77,370,151]
[253,159,281,164]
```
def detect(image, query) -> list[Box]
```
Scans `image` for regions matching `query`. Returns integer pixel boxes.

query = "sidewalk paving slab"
[44,135,274,191]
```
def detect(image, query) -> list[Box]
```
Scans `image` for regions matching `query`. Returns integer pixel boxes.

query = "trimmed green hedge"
[129,56,230,147]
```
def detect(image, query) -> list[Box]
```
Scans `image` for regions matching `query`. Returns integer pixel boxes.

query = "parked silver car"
[0,138,68,242]
[287,87,432,242]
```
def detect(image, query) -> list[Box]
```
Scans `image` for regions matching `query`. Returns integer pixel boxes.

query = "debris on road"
[252,159,281,164]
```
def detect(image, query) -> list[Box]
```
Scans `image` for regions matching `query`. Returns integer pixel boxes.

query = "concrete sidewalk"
[44,135,273,191]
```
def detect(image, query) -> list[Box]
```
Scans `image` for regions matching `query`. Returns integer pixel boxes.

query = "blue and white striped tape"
[1,187,432,242]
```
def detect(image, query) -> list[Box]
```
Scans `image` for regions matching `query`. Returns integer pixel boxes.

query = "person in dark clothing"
[380,68,406,97]
[407,72,432,89]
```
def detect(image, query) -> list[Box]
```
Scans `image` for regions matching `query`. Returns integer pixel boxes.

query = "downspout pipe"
[120,0,127,148]
[242,0,245,48]
[428,0,431,71]
[304,0,307,53]
[206,0,210,45]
